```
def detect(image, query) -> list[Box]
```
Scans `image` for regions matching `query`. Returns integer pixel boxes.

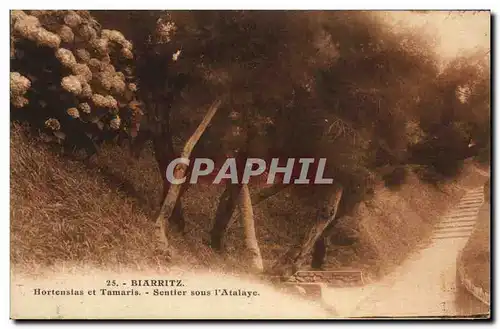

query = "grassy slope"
[461,199,490,294]
[10,124,240,274]
[11,124,166,272]
[10,124,487,279]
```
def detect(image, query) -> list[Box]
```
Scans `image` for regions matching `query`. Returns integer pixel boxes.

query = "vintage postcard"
[10,10,491,319]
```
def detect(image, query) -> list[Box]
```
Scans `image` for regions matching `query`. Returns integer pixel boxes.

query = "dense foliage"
[10,10,143,157]
[93,11,490,209]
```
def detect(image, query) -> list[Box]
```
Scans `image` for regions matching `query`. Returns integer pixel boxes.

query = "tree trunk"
[153,128,187,232]
[155,99,221,252]
[160,179,186,233]
[311,236,327,269]
[238,184,264,273]
[210,183,242,251]
[271,184,343,278]
[209,180,289,252]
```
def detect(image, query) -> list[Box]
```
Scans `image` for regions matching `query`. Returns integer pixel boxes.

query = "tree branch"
[251,183,290,205]
[271,184,343,279]
[239,184,264,273]
[154,99,222,252]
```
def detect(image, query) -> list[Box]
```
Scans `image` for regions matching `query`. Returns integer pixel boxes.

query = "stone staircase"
[343,186,487,318]
[431,187,484,242]
[267,185,488,317]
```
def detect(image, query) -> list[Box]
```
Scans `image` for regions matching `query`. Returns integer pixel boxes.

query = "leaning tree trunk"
[155,99,222,252]
[152,128,187,233]
[238,184,264,273]
[130,97,190,233]
[271,183,343,278]
[311,236,327,269]
[210,183,242,250]
[211,181,289,251]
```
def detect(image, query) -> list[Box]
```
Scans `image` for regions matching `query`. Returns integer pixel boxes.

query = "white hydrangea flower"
[91,94,107,107]
[111,76,126,94]
[61,75,82,95]
[122,40,133,50]
[121,47,133,60]
[100,29,113,39]
[77,24,97,41]
[101,54,111,64]
[35,28,61,48]
[58,25,74,43]
[71,63,92,82]
[11,95,29,108]
[10,72,31,96]
[67,107,80,118]
[92,94,118,109]
[14,15,41,41]
[78,102,91,114]
[101,62,115,73]
[64,11,82,28]
[55,48,77,67]
[44,118,61,130]
[10,10,28,24]
[75,48,91,63]
[91,38,109,56]
[88,58,102,72]
[105,95,118,109]
[115,72,125,80]
[97,71,113,91]
[81,83,92,98]
[28,10,48,17]
[101,29,127,46]
[156,19,176,43]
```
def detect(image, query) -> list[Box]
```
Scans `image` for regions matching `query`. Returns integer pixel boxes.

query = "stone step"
[439,221,476,226]
[461,193,483,197]
[456,201,483,206]
[432,234,471,240]
[465,188,485,194]
[433,227,474,234]
[435,223,475,229]
[464,191,484,195]
[464,195,484,199]
[448,208,480,214]
[434,223,475,229]
[462,191,483,194]
[443,213,478,219]
[458,201,484,206]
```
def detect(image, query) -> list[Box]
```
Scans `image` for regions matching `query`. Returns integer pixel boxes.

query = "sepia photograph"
[9,9,491,319]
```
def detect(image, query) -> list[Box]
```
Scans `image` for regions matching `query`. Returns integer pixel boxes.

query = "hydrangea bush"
[10,10,143,155]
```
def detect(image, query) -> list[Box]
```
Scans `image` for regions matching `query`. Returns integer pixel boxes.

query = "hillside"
[11,124,229,273]
[460,182,491,296]
[11,123,487,280]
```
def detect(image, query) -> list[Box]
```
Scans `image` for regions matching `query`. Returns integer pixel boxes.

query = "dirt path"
[322,186,489,318]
